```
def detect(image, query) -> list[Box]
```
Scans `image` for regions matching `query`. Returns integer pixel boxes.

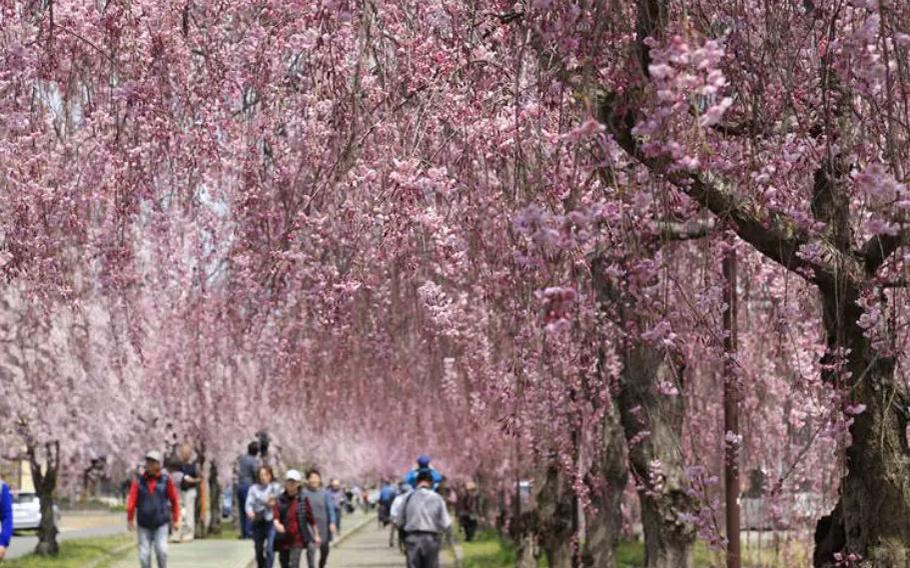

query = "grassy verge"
[617,538,808,568]
[4,534,133,568]
[616,540,717,567]
[461,529,524,568]
[460,534,712,568]
[204,524,243,540]
[461,532,804,568]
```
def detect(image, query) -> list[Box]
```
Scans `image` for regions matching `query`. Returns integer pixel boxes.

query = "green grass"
[461,533,721,568]
[460,529,550,568]
[462,529,525,568]
[204,524,243,540]
[3,534,133,568]
[616,539,809,568]
[617,540,716,567]
[456,524,810,568]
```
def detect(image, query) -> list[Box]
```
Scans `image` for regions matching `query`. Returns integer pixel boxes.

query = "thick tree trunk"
[592,258,696,568]
[582,399,628,568]
[536,462,577,568]
[813,286,910,568]
[208,461,222,536]
[29,441,60,556]
[35,486,58,556]
[617,344,695,568]
[516,532,541,568]
[510,480,542,568]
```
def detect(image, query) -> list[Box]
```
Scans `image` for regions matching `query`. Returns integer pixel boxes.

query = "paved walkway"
[327,522,455,568]
[110,510,372,568]
[109,511,454,568]
[110,537,253,568]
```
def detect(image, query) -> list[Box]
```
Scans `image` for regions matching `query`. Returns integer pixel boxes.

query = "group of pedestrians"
[243,465,337,568]
[124,441,342,568]
[383,456,451,568]
[236,442,339,568]
[384,455,485,568]
[0,444,483,568]
[123,442,207,568]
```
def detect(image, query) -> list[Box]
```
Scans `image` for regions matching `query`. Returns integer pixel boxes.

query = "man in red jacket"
[126,451,180,568]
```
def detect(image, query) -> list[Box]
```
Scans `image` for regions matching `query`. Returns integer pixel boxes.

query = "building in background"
[0,458,34,492]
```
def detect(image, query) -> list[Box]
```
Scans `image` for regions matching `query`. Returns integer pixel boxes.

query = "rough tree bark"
[208,460,222,536]
[28,441,59,556]
[582,399,628,568]
[591,255,698,568]
[516,531,541,568]
[617,343,696,568]
[812,282,910,567]
[535,460,578,568]
[509,475,542,568]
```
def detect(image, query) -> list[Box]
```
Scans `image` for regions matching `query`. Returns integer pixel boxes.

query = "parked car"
[12,491,61,531]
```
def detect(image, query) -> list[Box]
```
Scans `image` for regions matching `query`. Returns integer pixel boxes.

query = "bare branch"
[860,231,909,275]
[598,90,853,290]
[656,218,717,240]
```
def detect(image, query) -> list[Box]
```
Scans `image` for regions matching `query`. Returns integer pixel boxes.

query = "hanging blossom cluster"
[5,1,910,563]
[853,164,910,238]
[635,35,733,171]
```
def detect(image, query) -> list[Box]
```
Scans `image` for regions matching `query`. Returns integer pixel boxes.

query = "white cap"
[285,469,302,482]
[145,450,163,463]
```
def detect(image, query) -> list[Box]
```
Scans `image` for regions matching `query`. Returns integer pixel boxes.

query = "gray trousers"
[405,533,441,568]
[138,524,169,568]
[305,540,330,568]
[279,548,303,568]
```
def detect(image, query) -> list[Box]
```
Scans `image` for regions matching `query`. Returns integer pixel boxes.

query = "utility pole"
[723,236,741,568]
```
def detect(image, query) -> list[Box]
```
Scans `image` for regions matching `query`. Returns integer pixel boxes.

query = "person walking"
[377,479,397,527]
[300,469,336,568]
[273,470,319,568]
[349,485,363,512]
[458,481,480,542]
[126,451,181,568]
[404,455,442,489]
[388,481,413,550]
[237,441,261,539]
[0,476,12,562]
[395,470,451,568]
[175,444,201,543]
[326,479,346,532]
[246,466,281,568]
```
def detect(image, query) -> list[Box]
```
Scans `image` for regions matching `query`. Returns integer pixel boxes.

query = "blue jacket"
[404,467,442,489]
[0,483,12,548]
[379,484,397,504]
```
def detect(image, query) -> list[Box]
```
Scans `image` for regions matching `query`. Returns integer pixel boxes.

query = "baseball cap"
[285,469,302,482]
[417,455,431,467]
[145,450,163,463]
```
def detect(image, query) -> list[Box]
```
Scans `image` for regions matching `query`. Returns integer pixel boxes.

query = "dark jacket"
[136,474,171,529]
[132,473,179,529]
[275,492,316,548]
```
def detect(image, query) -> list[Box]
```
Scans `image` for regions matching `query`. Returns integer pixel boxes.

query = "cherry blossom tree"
[3,1,908,567]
